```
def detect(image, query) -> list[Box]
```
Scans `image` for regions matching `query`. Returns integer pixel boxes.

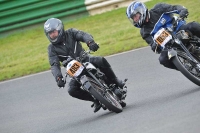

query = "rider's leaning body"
[126,2,200,69]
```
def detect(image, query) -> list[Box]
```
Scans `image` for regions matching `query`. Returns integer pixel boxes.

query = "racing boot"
[113,77,125,88]
[91,99,101,113]
[120,100,127,108]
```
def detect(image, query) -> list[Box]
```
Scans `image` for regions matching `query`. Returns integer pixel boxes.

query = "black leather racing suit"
[140,3,200,69]
[48,28,111,101]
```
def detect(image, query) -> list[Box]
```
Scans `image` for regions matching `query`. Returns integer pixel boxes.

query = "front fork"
[168,48,177,60]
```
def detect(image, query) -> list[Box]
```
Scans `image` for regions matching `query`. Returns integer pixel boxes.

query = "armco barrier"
[0,0,87,33]
[0,0,135,34]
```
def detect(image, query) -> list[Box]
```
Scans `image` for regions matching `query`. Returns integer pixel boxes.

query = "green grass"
[0,0,200,81]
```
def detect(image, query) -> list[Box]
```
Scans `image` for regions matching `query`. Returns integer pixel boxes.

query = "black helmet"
[44,18,65,44]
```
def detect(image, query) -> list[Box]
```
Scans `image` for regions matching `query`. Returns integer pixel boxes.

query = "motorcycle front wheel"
[88,77,123,113]
[172,50,200,86]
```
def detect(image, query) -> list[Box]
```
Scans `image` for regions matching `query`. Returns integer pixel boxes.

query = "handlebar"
[172,15,187,29]
[76,50,91,62]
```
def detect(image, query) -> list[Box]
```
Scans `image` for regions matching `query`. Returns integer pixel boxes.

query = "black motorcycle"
[62,50,127,113]
[152,13,200,86]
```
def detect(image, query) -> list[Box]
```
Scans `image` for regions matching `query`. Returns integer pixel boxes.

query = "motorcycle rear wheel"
[172,51,200,86]
[88,77,123,113]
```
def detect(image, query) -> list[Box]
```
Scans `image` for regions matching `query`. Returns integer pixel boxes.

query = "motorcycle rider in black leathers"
[44,18,125,113]
[126,1,200,70]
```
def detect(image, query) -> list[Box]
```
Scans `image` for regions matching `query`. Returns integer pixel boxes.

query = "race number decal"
[67,61,84,77]
[154,28,172,48]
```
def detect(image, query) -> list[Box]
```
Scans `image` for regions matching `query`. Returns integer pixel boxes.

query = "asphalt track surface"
[1,47,200,133]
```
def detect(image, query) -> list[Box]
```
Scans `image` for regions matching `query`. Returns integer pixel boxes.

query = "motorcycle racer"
[44,18,125,113]
[126,1,200,70]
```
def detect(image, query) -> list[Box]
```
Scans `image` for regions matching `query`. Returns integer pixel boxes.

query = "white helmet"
[126,1,148,28]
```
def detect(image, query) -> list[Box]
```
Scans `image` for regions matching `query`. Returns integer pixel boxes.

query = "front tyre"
[172,53,200,86]
[89,78,123,113]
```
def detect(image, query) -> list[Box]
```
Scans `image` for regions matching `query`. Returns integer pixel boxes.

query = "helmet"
[44,18,65,44]
[126,1,148,28]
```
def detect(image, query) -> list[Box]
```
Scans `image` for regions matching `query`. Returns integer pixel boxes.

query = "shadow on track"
[52,87,200,132]
[126,87,200,110]
[53,108,123,132]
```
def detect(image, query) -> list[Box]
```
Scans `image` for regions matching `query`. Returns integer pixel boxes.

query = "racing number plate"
[67,61,83,77]
[155,29,170,45]
[154,28,172,49]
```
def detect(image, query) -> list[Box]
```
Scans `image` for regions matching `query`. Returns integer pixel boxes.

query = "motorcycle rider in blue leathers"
[126,1,200,70]
[44,18,125,113]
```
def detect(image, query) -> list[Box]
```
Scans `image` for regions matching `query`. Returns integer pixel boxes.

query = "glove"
[151,42,162,54]
[179,9,189,18]
[87,41,99,52]
[62,56,74,67]
[57,76,65,88]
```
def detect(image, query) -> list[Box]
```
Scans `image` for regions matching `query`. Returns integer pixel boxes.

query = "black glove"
[62,56,74,67]
[57,76,65,88]
[151,42,162,54]
[87,41,99,52]
[179,9,189,18]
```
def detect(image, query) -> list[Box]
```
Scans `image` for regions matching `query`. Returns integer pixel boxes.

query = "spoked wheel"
[88,77,123,113]
[172,50,200,86]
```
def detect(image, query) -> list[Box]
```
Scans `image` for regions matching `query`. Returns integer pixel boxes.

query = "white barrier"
[85,0,150,15]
